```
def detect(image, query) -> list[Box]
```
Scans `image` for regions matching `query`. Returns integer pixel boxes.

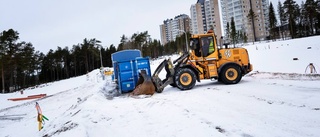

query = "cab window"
[200,36,215,57]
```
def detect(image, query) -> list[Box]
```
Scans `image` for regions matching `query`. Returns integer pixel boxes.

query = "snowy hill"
[1,36,320,137]
[246,36,320,74]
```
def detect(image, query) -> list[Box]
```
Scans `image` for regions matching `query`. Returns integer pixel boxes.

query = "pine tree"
[316,0,320,34]
[269,2,277,40]
[243,32,248,43]
[300,2,308,36]
[304,0,317,35]
[226,22,230,40]
[118,35,127,51]
[283,0,299,38]
[238,30,243,43]
[0,29,19,93]
[247,8,258,42]
[230,17,237,45]
[278,1,286,39]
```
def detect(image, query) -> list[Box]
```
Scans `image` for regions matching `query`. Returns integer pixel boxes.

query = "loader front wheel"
[175,68,196,90]
[220,65,242,84]
[170,83,177,87]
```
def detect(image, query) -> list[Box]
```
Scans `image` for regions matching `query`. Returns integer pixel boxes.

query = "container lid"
[111,50,141,62]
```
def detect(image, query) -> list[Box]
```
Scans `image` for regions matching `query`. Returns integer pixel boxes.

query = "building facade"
[190,0,223,39]
[220,0,269,41]
[160,14,191,45]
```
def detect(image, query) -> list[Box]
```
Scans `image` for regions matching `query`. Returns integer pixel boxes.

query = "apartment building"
[190,0,223,39]
[160,14,191,45]
[221,0,269,41]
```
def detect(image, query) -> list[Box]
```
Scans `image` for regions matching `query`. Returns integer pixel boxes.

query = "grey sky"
[1,0,195,53]
[1,0,303,53]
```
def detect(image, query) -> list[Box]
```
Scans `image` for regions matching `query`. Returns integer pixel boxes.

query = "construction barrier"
[7,94,47,101]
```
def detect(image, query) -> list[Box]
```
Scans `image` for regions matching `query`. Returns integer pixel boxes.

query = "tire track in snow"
[214,79,320,111]
[146,93,234,136]
[247,71,320,80]
[39,82,100,137]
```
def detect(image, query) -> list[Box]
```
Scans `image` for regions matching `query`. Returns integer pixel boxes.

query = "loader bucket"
[131,54,188,95]
[131,70,156,96]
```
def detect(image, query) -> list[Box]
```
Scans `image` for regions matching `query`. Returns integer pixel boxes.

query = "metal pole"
[184,31,188,52]
[1,59,4,93]
[178,30,188,52]
[99,47,103,68]
[174,29,189,53]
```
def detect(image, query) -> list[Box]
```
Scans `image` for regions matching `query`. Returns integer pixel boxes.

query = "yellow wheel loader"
[135,30,253,94]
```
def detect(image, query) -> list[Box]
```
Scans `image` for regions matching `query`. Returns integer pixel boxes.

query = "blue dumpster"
[111,50,141,81]
[111,50,151,93]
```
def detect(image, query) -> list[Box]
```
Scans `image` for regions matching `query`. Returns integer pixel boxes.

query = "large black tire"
[220,64,242,84]
[175,68,197,90]
[217,76,222,83]
[170,83,177,87]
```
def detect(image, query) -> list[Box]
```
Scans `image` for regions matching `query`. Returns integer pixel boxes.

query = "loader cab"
[190,35,217,58]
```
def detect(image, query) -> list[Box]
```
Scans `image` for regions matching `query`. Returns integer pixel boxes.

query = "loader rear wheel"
[175,68,196,90]
[220,65,242,84]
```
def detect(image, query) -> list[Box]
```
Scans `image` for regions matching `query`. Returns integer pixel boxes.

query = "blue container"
[112,50,141,81]
[135,57,152,77]
[111,50,151,93]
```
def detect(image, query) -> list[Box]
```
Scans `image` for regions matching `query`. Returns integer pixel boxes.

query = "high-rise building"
[160,24,167,45]
[221,0,269,41]
[160,14,191,45]
[190,0,223,39]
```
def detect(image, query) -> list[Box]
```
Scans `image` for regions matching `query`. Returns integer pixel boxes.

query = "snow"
[1,36,320,137]
[246,36,320,73]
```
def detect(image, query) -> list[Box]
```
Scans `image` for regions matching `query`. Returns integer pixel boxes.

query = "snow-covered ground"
[1,36,320,137]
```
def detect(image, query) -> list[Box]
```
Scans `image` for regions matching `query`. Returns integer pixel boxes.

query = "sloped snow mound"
[99,79,120,100]
[247,71,320,80]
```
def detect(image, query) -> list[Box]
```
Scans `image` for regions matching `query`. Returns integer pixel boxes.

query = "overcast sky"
[1,0,302,53]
